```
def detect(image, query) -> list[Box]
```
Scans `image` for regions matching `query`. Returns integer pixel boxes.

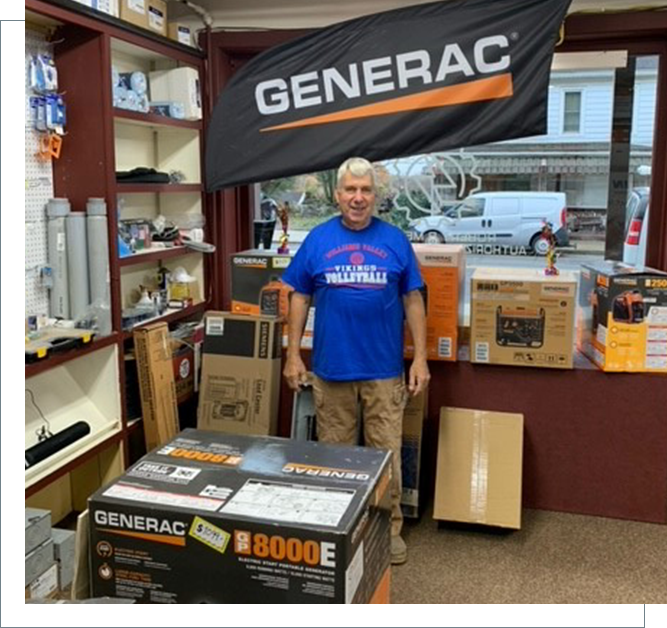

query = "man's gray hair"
[337,157,376,188]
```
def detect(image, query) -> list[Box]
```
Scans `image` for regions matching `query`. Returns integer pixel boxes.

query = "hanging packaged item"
[29,54,58,93]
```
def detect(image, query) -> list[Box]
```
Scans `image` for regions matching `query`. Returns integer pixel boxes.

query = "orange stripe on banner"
[100,528,186,547]
[261,73,514,132]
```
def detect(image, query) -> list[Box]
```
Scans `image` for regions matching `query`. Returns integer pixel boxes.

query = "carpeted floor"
[391,508,667,603]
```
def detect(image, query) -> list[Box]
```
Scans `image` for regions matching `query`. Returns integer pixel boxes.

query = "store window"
[259,53,659,294]
[562,90,582,133]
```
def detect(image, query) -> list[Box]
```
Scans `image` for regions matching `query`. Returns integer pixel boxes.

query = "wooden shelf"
[114,108,202,130]
[116,183,202,194]
[25,333,119,379]
[25,429,124,497]
[119,246,197,267]
[122,302,205,339]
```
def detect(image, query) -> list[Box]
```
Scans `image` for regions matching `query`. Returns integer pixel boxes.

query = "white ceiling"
[167,0,667,30]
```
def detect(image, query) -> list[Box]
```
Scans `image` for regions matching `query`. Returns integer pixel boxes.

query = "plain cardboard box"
[120,0,148,28]
[578,261,667,372]
[133,323,180,450]
[197,312,282,436]
[149,67,202,120]
[470,267,576,369]
[146,0,167,36]
[25,508,51,555]
[405,244,465,361]
[401,388,428,518]
[89,429,392,603]
[168,22,193,46]
[25,563,59,600]
[434,407,524,529]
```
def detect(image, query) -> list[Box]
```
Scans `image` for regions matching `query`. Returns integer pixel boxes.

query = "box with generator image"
[471,268,576,369]
[404,244,465,361]
[578,261,667,372]
[197,312,283,436]
[230,250,294,318]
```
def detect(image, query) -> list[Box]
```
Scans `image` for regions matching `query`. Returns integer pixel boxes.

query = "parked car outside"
[407,192,569,255]
[623,187,650,266]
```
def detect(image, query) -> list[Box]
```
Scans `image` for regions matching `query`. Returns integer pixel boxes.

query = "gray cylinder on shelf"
[66,211,90,320]
[86,198,112,336]
[46,198,71,319]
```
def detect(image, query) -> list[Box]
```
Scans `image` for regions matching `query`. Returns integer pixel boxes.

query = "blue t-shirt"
[282,216,423,382]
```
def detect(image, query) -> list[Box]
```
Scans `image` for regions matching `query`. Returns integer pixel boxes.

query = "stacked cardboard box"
[25,509,58,600]
[197,312,282,436]
[89,429,392,603]
[400,388,428,518]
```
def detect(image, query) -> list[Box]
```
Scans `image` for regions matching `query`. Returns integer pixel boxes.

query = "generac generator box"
[133,323,180,450]
[434,407,524,529]
[89,429,392,603]
[405,244,465,361]
[470,267,576,369]
[230,250,294,318]
[197,312,282,436]
[578,261,667,372]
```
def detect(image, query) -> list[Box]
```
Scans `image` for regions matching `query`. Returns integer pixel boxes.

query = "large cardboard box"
[400,388,428,518]
[133,323,180,450]
[146,0,167,36]
[230,250,294,317]
[120,0,148,28]
[149,67,202,120]
[89,429,392,603]
[197,313,282,436]
[434,407,524,529]
[578,261,667,372]
[405,244,465,361]
[470,267,576,369]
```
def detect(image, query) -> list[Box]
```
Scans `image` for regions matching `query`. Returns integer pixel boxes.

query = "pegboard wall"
[25,28,54,317]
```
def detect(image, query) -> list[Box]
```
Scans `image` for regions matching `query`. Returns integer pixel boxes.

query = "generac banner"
[205,0,572,191]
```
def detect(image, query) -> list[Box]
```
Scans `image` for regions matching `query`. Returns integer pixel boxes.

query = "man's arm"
[403,290,430,396]
[284,291,311,391]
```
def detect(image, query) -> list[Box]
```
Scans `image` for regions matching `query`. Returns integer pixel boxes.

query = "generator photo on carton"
[405,244,465,361]
[578,261,667,372]
[88,429,393,603]
[470,267,576,369]
[230,250,294,318]
[197,312,282,436]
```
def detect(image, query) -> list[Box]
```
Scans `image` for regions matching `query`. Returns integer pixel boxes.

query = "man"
[282,157,430,565]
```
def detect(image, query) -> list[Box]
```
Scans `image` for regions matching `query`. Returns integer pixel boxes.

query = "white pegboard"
[25,28,54,317]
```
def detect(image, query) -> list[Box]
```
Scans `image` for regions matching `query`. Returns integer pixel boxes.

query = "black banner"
[206,0,572,191]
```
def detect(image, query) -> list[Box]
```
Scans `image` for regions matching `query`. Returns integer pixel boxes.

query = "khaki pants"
[312,375,407,537]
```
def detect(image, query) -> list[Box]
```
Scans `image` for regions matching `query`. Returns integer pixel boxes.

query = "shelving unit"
[24,0,211,513]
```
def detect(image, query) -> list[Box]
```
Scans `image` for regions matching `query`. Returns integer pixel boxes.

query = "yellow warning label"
[188,516,230,554]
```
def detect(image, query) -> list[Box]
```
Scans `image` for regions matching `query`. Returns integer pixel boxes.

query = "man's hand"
[284,354,308,392]
[408,357,430,396]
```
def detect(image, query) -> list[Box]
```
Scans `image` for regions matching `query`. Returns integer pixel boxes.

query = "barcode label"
[206,317,225,336]
[438,337,452,358]
[475,342,489,363]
